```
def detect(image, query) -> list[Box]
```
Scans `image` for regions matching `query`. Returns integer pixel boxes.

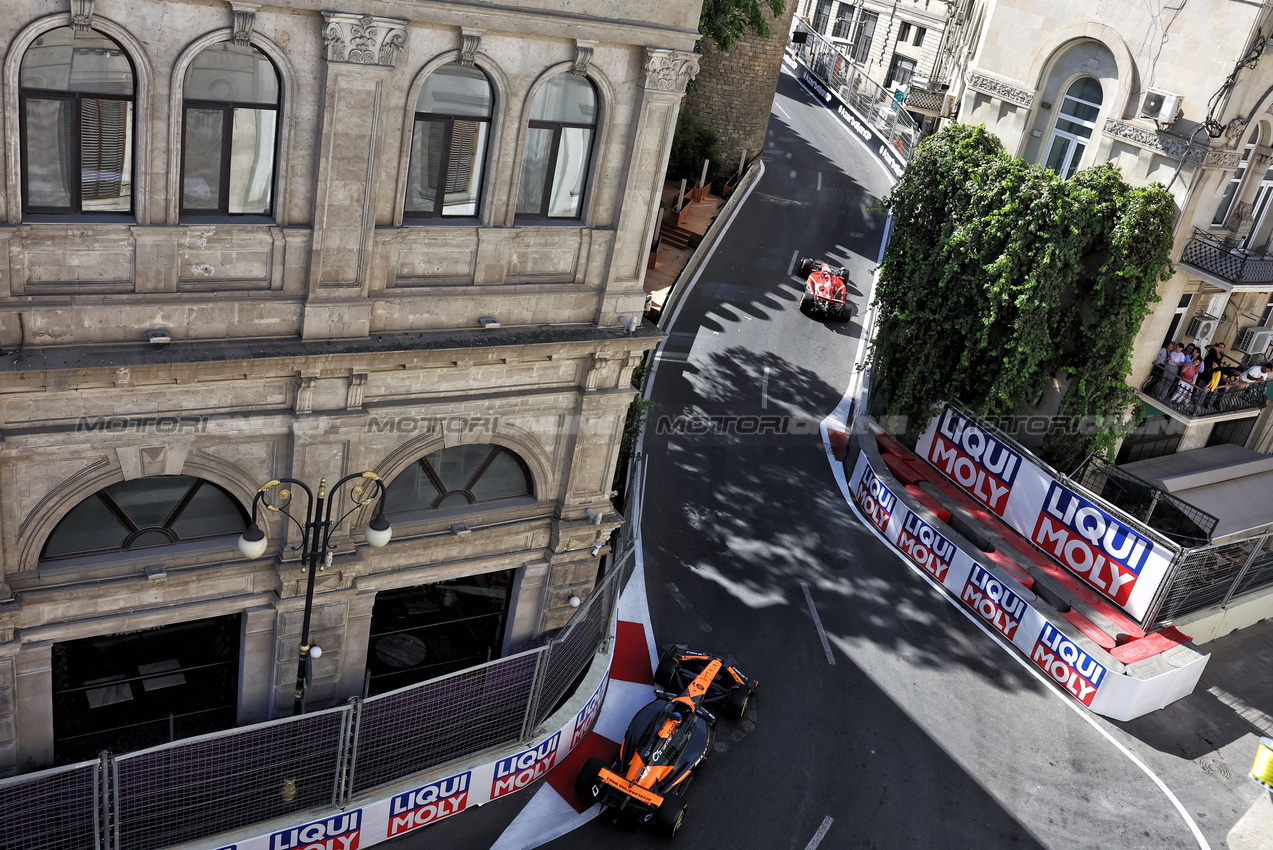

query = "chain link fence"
[1152,532,1273,626]
[0,553,625,850]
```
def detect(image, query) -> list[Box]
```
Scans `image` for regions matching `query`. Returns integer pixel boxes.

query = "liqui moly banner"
[226,672,610,850]
[850,455,897,534]
[916,403,1176,623]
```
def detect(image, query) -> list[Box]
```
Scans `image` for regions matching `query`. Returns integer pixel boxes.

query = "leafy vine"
[867,124,1176,471]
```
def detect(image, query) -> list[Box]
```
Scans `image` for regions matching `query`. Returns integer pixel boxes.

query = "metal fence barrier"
[0,557,625,850]
[789,18,920,161]
[1154,532,1273,626]
[0,759,102,850]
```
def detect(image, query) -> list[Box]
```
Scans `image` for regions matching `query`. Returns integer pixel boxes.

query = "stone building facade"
[685,1,797,166]
[949,0,1273,459]
[0,0,700,773]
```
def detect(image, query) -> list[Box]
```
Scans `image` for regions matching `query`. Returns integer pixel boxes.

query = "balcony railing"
[903,86,944,115]
[1179,227,1273,287]
[1141,366,1268,417]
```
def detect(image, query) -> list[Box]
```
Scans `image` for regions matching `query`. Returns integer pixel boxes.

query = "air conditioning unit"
[1187,315,1219,340]
[1237,326,1273,354]
[1140,88,1181,124]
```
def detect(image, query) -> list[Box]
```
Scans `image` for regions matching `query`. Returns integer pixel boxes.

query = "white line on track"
[787,248,799,276]
[761,366,770,409]
[817,171,822,191]
[803,816,834,849]
[800,581,836,665]
[838,488,1213,850]
[666,582,693,610]
[774,102,791,120]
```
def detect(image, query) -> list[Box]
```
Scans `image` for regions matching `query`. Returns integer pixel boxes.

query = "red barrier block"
[875,432,913,459]
[904,485,952,523]
[884,454,923,485]
[1109,625,1192,665]
[982,548,1035,590]
[1061,609,1118,651]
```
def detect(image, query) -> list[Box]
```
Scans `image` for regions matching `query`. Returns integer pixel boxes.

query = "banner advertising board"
[914,403,1176,623]
[216,673,611,850]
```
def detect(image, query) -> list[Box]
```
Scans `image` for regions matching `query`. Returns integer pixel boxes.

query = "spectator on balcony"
[1203,342,1226,372]
[1172,356,1203,403]
[1156,343,1188,399]
[1149,342,1177,397]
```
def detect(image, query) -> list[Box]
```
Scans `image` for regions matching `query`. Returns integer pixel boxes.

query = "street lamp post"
[238,471,393,716]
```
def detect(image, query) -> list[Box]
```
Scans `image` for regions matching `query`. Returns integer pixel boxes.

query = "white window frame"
[1043,78,1102,180]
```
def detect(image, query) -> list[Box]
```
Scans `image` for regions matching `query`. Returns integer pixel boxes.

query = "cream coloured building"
[0,0,701,773]
[944,0,1273,460]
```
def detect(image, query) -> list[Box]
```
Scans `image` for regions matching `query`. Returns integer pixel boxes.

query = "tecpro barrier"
[846,438,1208,722]
[915,403,1179,624]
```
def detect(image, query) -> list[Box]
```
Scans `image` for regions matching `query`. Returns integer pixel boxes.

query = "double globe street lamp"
[238,471,393,716]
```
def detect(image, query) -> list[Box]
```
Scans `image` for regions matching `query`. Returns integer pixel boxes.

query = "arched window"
[516,74,596,220]
[1043,77,1102,180]
[42,475,250,561]
[19,26,135,215]
[181,43,279,217]
[405,63,493,218]
[387,445,532,512]
[1214,127,1258,228]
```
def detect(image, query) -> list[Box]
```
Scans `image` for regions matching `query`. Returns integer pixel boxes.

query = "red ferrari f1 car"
[797,256,851,321]
[575,645,758,837]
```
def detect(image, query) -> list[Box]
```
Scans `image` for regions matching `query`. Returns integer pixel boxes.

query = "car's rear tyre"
[835,301,851,322]
[575,756,606,804]
[724,686,751,719]
[654,648,681,689]
[798,257,815,277]
[799,292,812,315]
[653,793,688,837]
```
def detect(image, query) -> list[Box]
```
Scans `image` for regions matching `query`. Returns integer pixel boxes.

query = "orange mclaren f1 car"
[575,645,758,837]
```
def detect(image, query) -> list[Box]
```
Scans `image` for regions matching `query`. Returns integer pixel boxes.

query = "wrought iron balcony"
[1179,227,1273,288]
[903,86,944,116]
[1141,366,1268,418]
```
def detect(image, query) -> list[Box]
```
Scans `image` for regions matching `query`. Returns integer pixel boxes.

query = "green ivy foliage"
[699,0,786,52]
[868,124,1176,471]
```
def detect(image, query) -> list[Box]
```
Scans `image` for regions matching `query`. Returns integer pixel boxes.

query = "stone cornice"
[322,12,408,68]
[965,71,1033,108]
[1102,119,1242,168]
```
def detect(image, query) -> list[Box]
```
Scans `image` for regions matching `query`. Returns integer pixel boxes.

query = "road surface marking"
[800,581,836,665]
[761,367,770,409]
[1208,686,1273,735]
[666,582,693,610]
[788,249,798,276]
[817,171,822,191]
[804,816,834,850]
[774,102,791,120]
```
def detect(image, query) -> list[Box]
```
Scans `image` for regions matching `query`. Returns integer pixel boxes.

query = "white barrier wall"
[210,674,610,850]
[914,403,1179,624]
[848,449,1207,721]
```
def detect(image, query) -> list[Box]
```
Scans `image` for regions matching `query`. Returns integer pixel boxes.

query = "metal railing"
[0,561,624,850]
[1070,454,1217,548]
[790,19,921,161]
[1153,531,1273,625]
[1140,368,1268,418]
[1179,227,1273,286]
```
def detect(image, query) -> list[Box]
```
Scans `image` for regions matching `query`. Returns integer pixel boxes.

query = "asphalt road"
[391,67,1261,850]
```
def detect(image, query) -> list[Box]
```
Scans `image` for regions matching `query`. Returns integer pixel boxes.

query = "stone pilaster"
[304,12,408,340]
[13,642,52,772]
[237,606,276,724]
[604,49,699,318]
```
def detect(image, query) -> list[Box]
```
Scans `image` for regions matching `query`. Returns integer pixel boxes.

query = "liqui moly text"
[1031,483,1150,606]
[960,565,1027,640]
[854,464,896,533]
[386,773,471,837]
[271,812,361,850]
[925,406,1022,516]
[897,512,956,581]
[491,732,561,800]
[571,680,606,749]
[1030,623,1106,706]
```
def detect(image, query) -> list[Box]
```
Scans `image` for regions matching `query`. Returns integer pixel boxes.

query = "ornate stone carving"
[642,49,699,94]
[346,373,367,410]
[1226,201,1255,236]
[322,13,408,68]
[296,375,316,413]
[965,72,1033,108]
[459,28,483,67]
[229,2,259,47]
[572,40,596,76]
[1102,118,1241,167]
[69,0,94,33]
